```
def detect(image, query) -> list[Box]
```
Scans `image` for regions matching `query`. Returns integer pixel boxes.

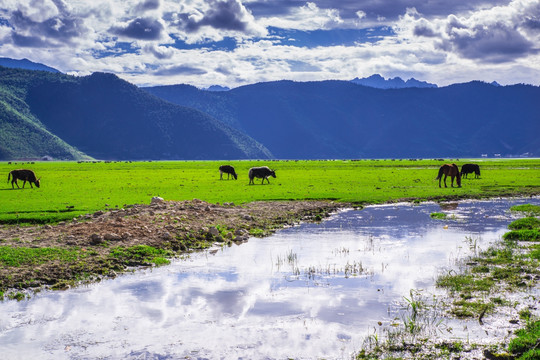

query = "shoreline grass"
[356,203,540,359]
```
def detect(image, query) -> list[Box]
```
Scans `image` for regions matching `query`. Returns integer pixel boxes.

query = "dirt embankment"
[0,199,347,294]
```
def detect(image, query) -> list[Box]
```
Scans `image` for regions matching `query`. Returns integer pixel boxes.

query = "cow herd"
[6,162,481,189]
[435,163,481,188]
[219,165,277,185]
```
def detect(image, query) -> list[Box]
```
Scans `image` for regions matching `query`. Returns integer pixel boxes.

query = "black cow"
[8,169,41,189]
[219,165,237,180]
[460,163,480,179]
[248,166,276,185]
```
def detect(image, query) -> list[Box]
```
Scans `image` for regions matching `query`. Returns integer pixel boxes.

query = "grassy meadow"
[1,158,539,224]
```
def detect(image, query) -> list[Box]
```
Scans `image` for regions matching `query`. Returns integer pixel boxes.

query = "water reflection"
[0,198,538,359]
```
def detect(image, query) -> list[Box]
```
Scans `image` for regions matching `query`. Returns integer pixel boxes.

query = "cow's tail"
[7,171,11,183]
[435,166,444,180]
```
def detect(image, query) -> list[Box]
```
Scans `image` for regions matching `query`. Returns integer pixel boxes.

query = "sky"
[0,0,539,88]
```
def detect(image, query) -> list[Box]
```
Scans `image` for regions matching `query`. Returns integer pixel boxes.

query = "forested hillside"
[0,67,272,160]
[0,69,89,160]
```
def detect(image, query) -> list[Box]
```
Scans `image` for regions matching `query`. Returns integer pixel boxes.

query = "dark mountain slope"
[0,68,89,160]
[0,57,60,73]
[0,68,271,160]
[144,80,540,158]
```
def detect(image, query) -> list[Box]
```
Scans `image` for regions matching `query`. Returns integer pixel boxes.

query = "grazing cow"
[248,166,276,185]
[435,164,461,188]
[8,169,41,189]
[219,165,237,180]
[461,163,480,179]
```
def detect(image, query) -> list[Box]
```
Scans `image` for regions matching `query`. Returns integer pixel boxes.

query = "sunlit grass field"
[1,159,539,224]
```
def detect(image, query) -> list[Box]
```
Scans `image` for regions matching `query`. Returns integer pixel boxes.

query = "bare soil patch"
[0,199,346,293]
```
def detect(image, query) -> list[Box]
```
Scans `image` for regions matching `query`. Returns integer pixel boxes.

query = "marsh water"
[1,198,539,359]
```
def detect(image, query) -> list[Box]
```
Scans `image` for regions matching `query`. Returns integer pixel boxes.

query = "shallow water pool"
[0,198,538,359]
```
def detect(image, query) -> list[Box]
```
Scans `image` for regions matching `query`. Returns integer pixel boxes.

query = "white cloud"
[398,1,540,63]
[164,0,267,43]
[258,2,345,31]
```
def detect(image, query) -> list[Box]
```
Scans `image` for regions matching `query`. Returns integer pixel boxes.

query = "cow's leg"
[22,180,26,188]
[450,176,454,187]
[11,179,18,189]
[220,171,223,180]
[443,175,448,188]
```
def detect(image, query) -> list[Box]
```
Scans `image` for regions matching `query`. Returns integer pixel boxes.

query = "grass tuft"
[0,246,85,267]
[508,217,540,230]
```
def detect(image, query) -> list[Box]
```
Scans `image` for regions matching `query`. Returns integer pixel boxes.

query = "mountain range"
[0,59,538,160]
[350,74,437,89]
[144,80,539,159]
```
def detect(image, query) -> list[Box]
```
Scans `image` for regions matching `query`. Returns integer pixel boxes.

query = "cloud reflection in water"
[0,198,538,359]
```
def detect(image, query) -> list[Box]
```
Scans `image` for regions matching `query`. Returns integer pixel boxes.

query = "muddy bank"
[0,199,346,295]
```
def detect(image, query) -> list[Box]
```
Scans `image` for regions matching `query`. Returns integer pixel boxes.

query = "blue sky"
[0,0,539,88]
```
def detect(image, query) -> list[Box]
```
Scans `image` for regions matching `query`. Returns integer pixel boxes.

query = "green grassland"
[1,159,539,224]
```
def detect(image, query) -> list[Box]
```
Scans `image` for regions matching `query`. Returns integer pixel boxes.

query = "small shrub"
[0,246,85,267]
[249,228,265,237]
[508,217,540,230]
[519,308,532,321]
[508,320,540,358]
[151,257,170,266]
[503,229,540,242]
[110,245,172,266]
[510,204,540,216]
[529,248,540,260]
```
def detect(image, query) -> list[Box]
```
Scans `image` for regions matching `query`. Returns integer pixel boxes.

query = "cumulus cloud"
[443,21,535,63]
[401,1,540,63]
[111,17,165,40]
[247,0,511,28]
[166,0,266,42]
[6,2,88,47]
[135,0,161,14]
[154,64,207,76]
[412,19,437,37]
[144,43,174,59]
[257,2,344,31]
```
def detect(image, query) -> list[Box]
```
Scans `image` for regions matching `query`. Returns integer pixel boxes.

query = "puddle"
[0,198,538,359]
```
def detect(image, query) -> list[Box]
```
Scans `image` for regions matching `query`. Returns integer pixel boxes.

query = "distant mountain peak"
[351,74,437,89]
[206,85,230,92]
[0,57,60,73]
